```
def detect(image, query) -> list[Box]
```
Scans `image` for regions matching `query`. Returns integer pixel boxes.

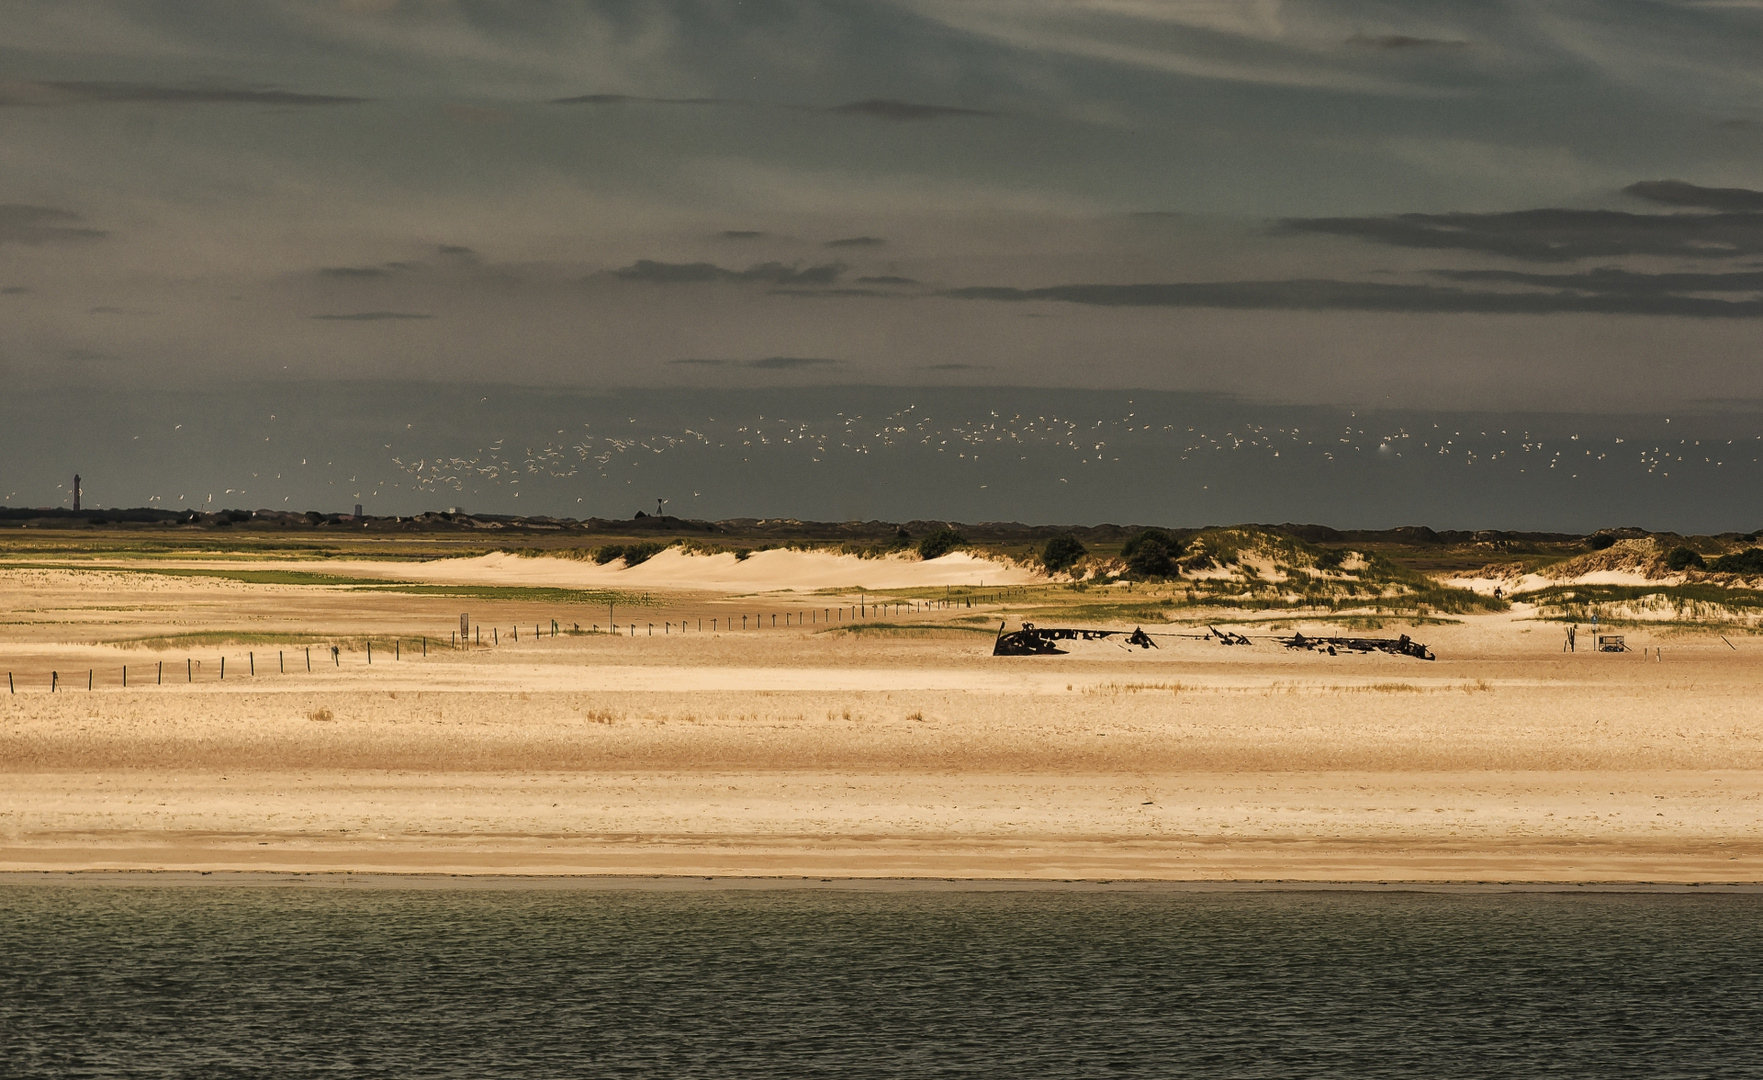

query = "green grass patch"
[112,631,432,650]
[2,561,647,606]
[819,623,999,636]
[1,563,375,585]
[364,584,645,605]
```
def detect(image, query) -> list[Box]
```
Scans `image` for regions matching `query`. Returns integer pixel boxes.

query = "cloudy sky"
[5,1,1763,528]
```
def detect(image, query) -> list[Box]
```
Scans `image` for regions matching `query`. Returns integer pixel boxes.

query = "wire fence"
[2,591,1024,693]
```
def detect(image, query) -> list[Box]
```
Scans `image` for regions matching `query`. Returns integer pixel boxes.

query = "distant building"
[72,474,81,512]
[354,503,363,518]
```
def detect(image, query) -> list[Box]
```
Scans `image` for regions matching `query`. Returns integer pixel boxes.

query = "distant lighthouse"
[73,474,81,512]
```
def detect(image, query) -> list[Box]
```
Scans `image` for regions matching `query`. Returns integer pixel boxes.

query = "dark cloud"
[0,80,365,107]
[1624,180,1763,213]
[612,259,844,285]
[945,278,1763,316]
[319,266,388,278]
[551,93,721,106]
[437,245,477,258]
[1,286,27,295]
[745,356,839,369]
[920,362,989,370]
[1437,267,1763,294]
[0,204,106,245]
[1281,208,1763,261]
[720,230,765,239]
[857,275,918,285]
[826,236,884,247]
[769,287,887,298]
[669,356,839,369]
[1346,34,1468,49]
[309,312,433,321]
[828,99,990,121]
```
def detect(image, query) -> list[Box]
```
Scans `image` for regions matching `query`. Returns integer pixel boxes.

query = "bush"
[1665,546,1706,571]
[1712,547,1763,574]
[1587,533,1617,550]
[621,541,667,566]
[918,528,964,560]
[1040,534,1087,574]
[593,545,624,565]
[1314,548,1346,571]
[1120,528,1182,579]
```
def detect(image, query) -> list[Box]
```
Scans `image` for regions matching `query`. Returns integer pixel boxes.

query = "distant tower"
[72,474,81,512]
[355,503,363,519]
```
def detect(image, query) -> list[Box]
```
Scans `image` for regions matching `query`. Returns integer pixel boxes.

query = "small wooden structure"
[1597,634,1629,652]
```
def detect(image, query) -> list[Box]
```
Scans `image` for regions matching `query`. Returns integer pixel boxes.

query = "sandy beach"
[3,554,1760,882]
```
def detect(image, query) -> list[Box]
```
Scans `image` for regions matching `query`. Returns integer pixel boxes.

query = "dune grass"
[1520,583,1763,629]
[112,631,447,651]
[819,623,999,637]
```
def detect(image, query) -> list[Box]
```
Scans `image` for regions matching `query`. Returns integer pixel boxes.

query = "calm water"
[3,885,1760,1078]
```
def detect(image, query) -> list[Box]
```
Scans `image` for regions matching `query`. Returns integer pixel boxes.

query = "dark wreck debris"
[1207,626,1252,645]
[992,622,1160,656]
[1279,632,1435,661]
[991,623,1436,659]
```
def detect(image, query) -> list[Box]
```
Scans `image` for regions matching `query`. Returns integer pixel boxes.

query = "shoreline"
[4,870,1761,892]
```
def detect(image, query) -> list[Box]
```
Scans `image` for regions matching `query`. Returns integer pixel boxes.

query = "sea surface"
[3,884,1760,1078]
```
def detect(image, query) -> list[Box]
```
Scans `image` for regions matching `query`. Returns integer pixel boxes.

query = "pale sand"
[93,548,1043,592]
[2,562,1760,881]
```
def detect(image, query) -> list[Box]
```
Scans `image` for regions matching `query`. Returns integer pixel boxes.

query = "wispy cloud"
[826,235,885,247]
[1437,267,1763,293]
[0,79,366,107]
[1280,208,1763,261]
[551,93,722,106]
[613,260,845,285]
[0,204,106,245]
[1346,34,1468,50]
[828,99,990,121]
[309,311,433,321]
[669,356,840,368]
[1625,179,1763,212]
[946,279,1763,316]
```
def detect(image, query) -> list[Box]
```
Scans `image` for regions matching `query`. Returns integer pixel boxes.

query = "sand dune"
[177,548,1043,593]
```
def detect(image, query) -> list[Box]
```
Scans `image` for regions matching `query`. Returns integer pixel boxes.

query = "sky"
[4,0,1763,529]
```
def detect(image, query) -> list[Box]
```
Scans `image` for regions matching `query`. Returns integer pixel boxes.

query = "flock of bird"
[38,404,1753,513]
[374,407,1763,500]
